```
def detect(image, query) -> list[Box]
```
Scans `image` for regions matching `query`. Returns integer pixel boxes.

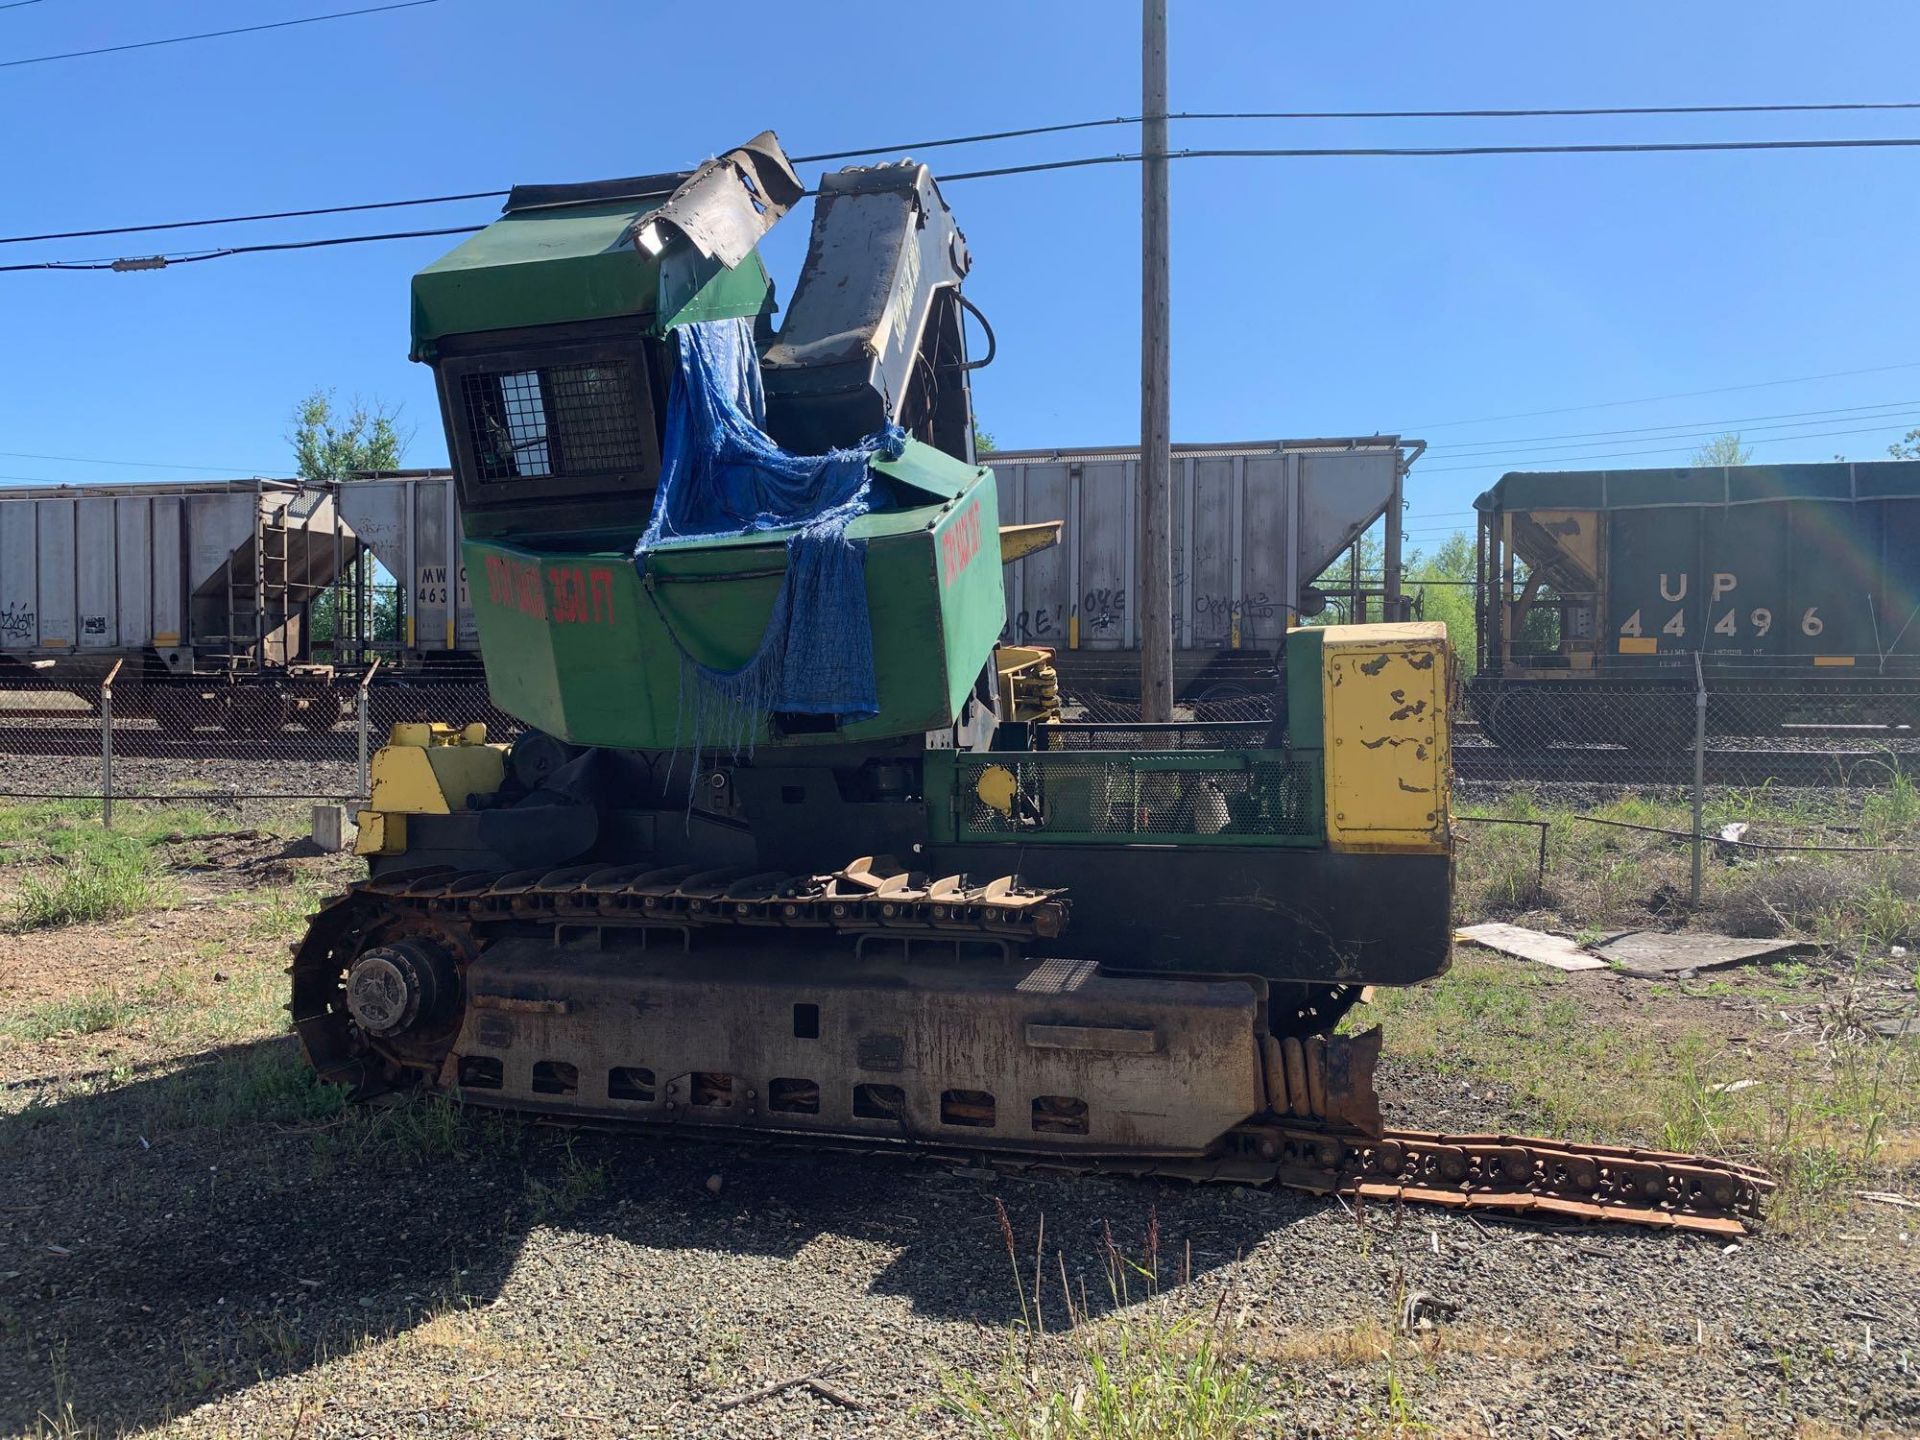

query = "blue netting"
[634,317,905,764]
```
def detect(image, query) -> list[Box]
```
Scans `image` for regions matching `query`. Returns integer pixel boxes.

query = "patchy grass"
[943,1203,1272,1440]
[13,853,168,929]
[1455,782,1920,955]
[0,800,229,930]
[1365,952,1919,1230]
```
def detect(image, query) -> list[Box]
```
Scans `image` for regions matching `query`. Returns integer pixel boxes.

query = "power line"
[0,0,439,70]
[14,133,1920,274]
[15,111,1920,249]
[0,223,483,273]
[939,135,1920,182]
[0,189,508,247]
[1415,419,1915,473]
[1426,400,1920,457]
[793,101,1920,163]
[0,449,273,474]
[1403,362,1920,430]
[0,1,50,10]
[18,116,1920,251]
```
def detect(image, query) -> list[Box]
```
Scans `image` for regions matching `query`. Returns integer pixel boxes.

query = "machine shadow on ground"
[0,1038,1315,1436]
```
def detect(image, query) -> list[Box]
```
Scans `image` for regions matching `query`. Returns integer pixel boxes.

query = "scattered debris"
[1454,923,1607,972]
[1708,1079,1761,1095]
[1856,1192,1920,1211]
[1873,1017,1920,1040]
[704,1173,724,1195]
[44,1243,70,1257]
[1593,931,1805,980]
[718,1361,862,1412]
[1399,1289,1459,1335]
[1719,822,1750,844]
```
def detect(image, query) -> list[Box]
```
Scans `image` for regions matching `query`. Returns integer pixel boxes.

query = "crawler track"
[292,871,1773,1239]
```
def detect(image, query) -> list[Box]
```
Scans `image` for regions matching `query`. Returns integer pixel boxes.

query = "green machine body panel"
[464,442,1005,749]
[410,198,776,361]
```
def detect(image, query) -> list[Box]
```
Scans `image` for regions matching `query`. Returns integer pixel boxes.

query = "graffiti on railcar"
[0,603,34,643]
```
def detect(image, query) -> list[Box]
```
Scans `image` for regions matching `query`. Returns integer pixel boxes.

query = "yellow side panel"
[1617,637,1659,655]
[1321,622,1450,854]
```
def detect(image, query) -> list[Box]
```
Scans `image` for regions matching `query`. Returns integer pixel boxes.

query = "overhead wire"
[0,0,439,70]
[1424,399,1920,457]
[0,223,484,273]
[13,135,1920,273]
[1414,419,1915,474]
[788,101,1920,163]
[10,112,1920,248]
[936,135,1920,183]
[0,449,276,474]
[1400,362,1920,430]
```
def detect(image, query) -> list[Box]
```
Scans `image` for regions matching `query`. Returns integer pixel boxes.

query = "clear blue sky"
[3,0,1918,552]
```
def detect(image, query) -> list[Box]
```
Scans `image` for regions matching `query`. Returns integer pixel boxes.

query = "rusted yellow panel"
[1617,637,1659,655]
[365,722,507,817]
[1320,621,1450,854]
[353,809,406,856]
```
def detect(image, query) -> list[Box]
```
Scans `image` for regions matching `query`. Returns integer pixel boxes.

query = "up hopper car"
[1471,461,1920,746]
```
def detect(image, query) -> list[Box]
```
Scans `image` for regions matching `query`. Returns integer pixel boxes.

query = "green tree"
[1406,530,1478,662]
[292,390,409,654]
[290,388,407,481]
[1692,432,1752,466]
[1890,427,1920,460]
[972,421,997,456]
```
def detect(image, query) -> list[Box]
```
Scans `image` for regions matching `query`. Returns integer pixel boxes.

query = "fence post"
[100,659,123,828]
[356,658,381,800]
[1691,651,1706,906]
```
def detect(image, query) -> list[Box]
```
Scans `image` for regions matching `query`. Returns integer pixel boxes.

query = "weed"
[14,854,168,929]
[4,991,140,1043]
[525,1136,609,1221]
[942,1209,1271,1440]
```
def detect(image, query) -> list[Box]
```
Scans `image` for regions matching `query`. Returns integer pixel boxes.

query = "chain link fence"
[0,669,522,816]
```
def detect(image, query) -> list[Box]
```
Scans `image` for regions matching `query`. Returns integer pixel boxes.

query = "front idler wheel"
[345,938,457,1039]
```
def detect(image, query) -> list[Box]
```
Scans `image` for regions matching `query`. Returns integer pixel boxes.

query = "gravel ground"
[1,1043,1914,1439]
[0,770,1916,1437]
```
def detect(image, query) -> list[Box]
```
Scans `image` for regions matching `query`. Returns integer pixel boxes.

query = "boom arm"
[761,163,978,461]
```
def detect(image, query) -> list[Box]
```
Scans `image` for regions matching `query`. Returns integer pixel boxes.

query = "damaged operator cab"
[410,131,984,547]
[408,133,804,547]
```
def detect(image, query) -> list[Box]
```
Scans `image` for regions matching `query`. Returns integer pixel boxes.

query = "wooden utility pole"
[1139,0,1174,722]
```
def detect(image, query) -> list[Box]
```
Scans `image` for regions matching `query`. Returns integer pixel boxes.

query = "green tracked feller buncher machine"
[291,133,1770,1231]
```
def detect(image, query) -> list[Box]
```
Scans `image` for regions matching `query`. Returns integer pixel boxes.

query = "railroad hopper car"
[1472,461,1920,745]
[0,436,1425,723]
[989,439,1424,704]
[0,480,359,728]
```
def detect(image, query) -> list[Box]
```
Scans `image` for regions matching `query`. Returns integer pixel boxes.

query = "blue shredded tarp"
[634,317,904,759]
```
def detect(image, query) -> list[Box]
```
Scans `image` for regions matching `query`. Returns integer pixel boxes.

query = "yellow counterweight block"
[354,722,508,856]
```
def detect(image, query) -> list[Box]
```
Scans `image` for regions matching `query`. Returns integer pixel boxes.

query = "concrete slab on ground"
[1593,930,1804,979]
[1454,923,1608,972]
